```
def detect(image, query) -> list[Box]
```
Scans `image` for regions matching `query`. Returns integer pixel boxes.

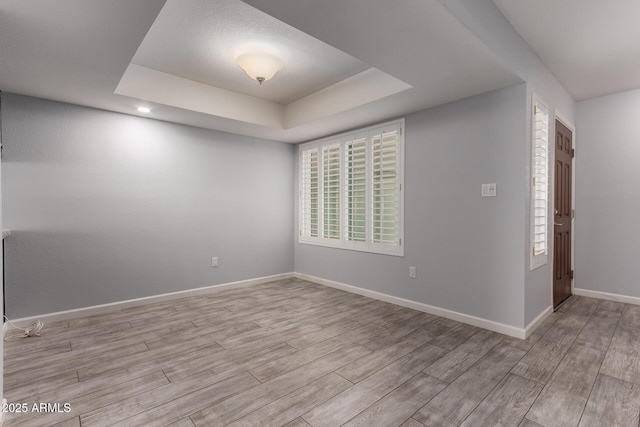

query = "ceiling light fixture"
[236,53,283,85]
[137,106,151,113]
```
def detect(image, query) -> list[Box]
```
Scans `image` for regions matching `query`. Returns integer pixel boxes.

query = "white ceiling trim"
[116,64,284,128]
[117,64,411,130]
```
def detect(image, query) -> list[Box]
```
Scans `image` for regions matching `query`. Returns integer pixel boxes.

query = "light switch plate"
[482,183,497,197]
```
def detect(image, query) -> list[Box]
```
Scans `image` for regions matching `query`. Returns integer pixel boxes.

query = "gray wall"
[575,89,640,299]
[2,94,295,318]
[439,0,576,325]
[295,83,528,328]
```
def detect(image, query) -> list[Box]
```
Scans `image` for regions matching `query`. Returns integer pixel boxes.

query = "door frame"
[551,111,576,304]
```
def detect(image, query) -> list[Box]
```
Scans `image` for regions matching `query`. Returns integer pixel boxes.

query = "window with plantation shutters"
[323,144,341,239]
[300,148,319,238]
[346,136,367,242]
[299,119,404,256]
[372,129,399,245]
[531,96,549,270]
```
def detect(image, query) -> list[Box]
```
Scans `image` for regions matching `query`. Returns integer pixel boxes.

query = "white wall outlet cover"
[409,266,417,278]
[481,183,497,197]
[211,257,219,267]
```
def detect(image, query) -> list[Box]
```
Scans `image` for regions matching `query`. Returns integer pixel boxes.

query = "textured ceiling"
[494,0,640,100]
[132,0,370,104]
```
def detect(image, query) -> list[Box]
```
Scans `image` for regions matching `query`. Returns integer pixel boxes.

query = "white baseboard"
[574,287,640,305]
[524,305,553,337]
[294,272,528,339]
[10,273,294,326]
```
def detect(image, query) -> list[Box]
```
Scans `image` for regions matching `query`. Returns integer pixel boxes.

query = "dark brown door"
[553,120,573,309]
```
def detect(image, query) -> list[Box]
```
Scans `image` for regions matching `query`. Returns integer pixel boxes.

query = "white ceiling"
[0,0,522,143]
[131,0,369,105]
[494,0,640,101]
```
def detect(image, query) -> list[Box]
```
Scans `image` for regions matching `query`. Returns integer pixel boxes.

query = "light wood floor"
[3,278,640,426]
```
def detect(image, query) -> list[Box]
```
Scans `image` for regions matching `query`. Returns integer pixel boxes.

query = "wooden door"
[553,120,573,309]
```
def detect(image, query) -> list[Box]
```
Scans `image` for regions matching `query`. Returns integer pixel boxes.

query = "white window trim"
[530,95,549,270]
[299,119,405,257]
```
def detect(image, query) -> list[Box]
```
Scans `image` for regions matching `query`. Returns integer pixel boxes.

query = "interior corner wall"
[575,89,640,299]
[294,83,528,329]
[1,93,295,319]
[438,0,576,325]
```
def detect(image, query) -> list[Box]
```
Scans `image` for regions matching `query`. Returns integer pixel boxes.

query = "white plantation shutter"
[345,137,367,242]
[299,119,404,256]
[531,97,549,269]
[372,128,399,245]
[322,144,341,240]
[300,149,319,238]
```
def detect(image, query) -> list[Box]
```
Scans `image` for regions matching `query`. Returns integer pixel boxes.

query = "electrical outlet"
[409,266,416,279]
[481,183,497,197]
[211,257,219,267]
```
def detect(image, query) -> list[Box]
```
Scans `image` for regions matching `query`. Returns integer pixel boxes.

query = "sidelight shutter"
[531,97,549,269]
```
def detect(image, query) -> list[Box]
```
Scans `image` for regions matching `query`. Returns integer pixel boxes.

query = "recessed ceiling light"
[137,106,151,113]
[236,53,284,85]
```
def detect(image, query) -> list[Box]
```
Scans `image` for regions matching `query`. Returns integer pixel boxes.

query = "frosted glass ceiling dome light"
[236,53,284,85]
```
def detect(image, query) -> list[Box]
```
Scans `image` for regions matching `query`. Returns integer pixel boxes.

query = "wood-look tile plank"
[108,372,261,427]
[526,344,605,427]
[5,371,170,427]
[77,340,222,381]
[164,418,196,427]
[617,304,640,332]
[5,342,149,389]
[574,315,619,352]
[50,417,81,427]
[226,373,352,427]
[283,319,367,350]
[250,325,377,382]
[342,372,446,427]
[4,370,80,402]
[162,339,296,383]
[594,299,625,316]
[460,373,542,427]
[519,418,544,427]
[5,336,144,375]
[190,345,371,426]
[425,330,503,383]
[336,328,435,383]
[283,418,312,427]
[400,419,427,427]
[81,371,258,427]
[302,344,447,427]
[429,322,480,350]
[413,344,526,427]
[510,337,574,383]
[526,379,589,427]
[565,297,600,317]
[600,330,640,385]
[578,374,640,427]
[143,321,260,350]
[357,314,442,352]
